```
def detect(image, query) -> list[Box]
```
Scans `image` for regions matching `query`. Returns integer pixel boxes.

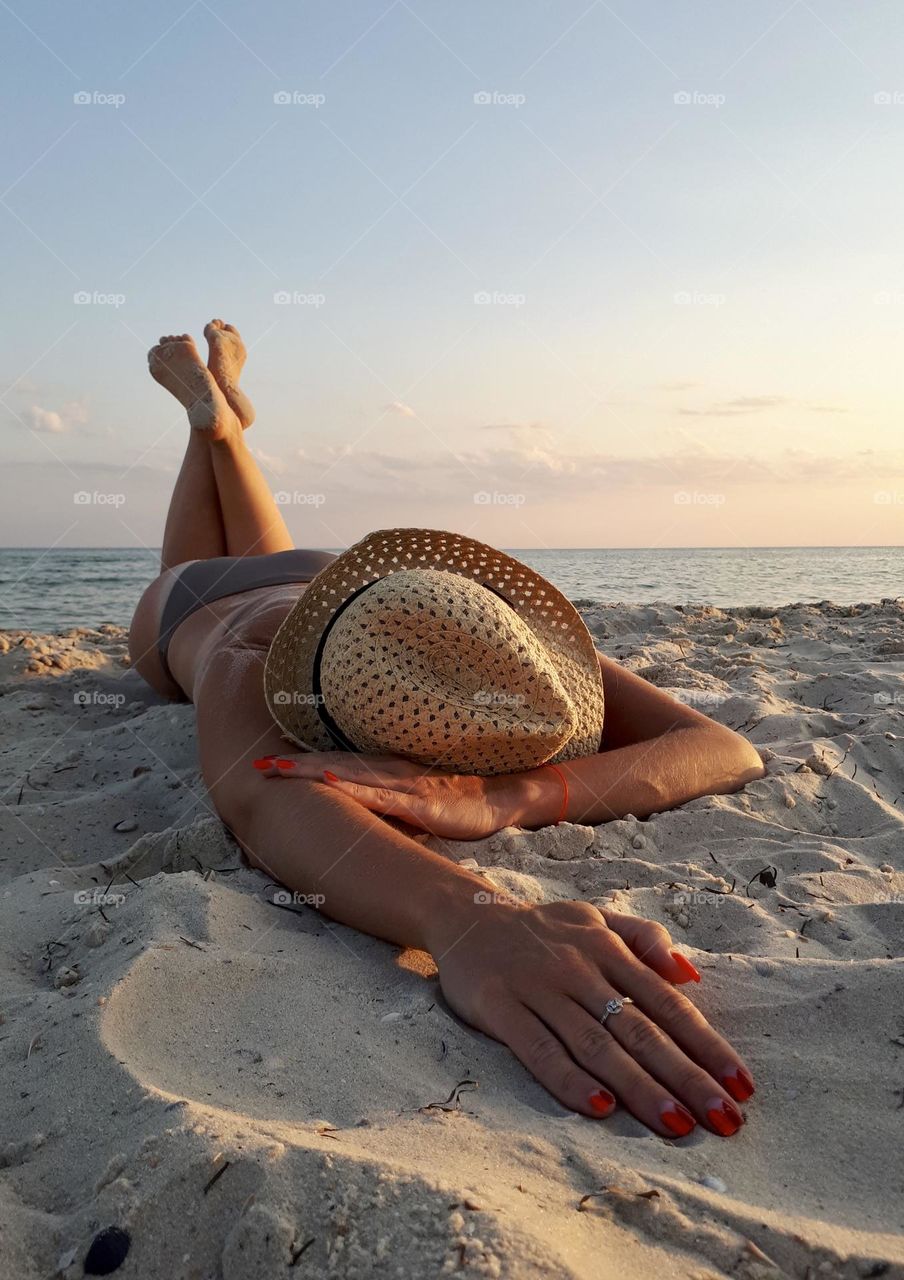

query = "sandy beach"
[1,599,903,1279]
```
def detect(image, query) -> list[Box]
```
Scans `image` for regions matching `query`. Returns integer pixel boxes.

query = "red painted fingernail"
[660,1102,696,1137]
[722,1066,755,1103]
[588,1089,616,1115]
[275,758,295,770]
[706,1098,744,1136]
[253,757,276,770]
[323,770,339,781]
[671,951,701,983]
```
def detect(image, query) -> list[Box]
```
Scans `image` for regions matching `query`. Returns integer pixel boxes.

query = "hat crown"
[263,528,605,775]
[320,570,576,764]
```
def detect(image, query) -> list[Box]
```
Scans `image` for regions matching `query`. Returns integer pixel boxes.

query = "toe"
[223,323,237,333]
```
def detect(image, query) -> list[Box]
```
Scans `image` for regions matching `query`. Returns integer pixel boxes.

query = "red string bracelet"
[544,763,569,824]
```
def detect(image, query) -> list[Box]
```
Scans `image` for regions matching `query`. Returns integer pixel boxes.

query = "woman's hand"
[426,897,754,1137]
[253,751,528,840]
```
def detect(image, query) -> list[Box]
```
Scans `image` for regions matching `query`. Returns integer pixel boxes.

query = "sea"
[0,546,901,633]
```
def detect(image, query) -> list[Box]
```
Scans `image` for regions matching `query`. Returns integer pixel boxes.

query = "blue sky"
[3,0,904,549]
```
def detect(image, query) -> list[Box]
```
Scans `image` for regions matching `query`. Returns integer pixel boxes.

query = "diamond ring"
[599,996,634,1026]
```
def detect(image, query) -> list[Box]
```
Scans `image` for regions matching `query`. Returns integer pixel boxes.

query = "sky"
[3,0,904,551]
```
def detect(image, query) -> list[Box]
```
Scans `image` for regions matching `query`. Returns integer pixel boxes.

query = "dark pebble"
[84,1226,131,1275]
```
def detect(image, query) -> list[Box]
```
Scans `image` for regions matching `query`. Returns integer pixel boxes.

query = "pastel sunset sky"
[3,1,904,550]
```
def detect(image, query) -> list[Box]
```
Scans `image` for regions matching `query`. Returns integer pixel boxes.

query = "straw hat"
[263,529,604,776]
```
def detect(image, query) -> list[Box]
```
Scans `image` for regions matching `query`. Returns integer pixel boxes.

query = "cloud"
[283,440,903,501]
[480,421,549,432]
[251,446,286,475]
[679,395,791,417]
[655,380,701,391]
[24,406,66,433]
[679,395,847,418]
[21,400,89,434]
[384,401,416,418]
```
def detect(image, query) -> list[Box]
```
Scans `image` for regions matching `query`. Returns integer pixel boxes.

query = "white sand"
[1,602,903,1279]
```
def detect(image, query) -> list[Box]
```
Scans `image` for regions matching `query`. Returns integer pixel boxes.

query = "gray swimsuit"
[157,549,338,681]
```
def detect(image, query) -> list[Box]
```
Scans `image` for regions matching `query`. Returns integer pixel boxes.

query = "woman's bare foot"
[147,334,241,441]
[204,319,255,429]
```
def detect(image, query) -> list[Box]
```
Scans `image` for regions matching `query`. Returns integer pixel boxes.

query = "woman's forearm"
[508,725,765,828]
[230,777,492,953]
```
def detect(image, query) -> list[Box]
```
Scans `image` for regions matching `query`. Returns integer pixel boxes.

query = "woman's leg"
[148,324,294,562]
[160,430,226,570]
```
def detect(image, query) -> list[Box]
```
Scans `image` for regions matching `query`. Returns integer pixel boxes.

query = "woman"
[130,320,765,1140]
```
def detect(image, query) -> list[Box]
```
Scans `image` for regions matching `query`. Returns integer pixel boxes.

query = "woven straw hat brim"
[264,529,604,774]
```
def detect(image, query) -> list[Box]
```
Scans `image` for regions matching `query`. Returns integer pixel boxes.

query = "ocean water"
[0,546,901,632]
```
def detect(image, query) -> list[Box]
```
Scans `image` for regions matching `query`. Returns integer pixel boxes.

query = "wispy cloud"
[678,395,847,418]
[384,400,416,418]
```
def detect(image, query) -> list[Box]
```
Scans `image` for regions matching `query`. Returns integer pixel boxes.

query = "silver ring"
[599,996,634,1026]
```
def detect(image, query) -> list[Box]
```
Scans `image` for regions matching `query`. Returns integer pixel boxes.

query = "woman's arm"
[195,646,754,1138]
[509,652,765,826]
[263,652,765,834]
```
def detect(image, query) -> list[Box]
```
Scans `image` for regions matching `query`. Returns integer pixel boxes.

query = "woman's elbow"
[712,726,765,793]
